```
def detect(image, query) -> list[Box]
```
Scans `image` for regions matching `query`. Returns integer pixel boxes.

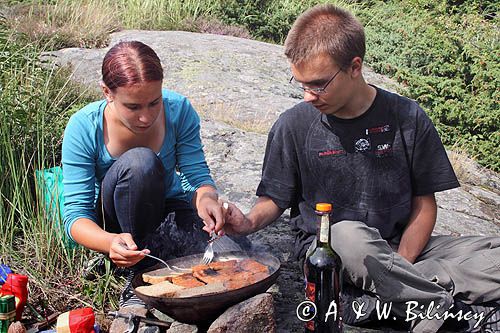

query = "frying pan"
[132,251,281,324]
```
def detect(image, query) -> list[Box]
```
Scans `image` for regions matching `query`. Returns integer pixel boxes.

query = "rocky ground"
[45,30,500,332]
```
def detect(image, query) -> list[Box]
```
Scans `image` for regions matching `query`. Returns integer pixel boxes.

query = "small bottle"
[0,295,16,333]
[304,203,343,333]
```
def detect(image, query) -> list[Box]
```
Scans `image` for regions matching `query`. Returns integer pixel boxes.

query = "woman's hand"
[108,233,150,267]
[195,186,226,235]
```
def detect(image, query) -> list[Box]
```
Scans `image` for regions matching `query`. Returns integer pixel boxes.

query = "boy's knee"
[330,221,392,284]
[331,221,376,260]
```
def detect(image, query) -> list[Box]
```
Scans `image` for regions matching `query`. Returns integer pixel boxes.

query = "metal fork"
[201,202,228,264]
[202,231,221,264]
[143,253,173,270]
[120,243,188,272]
[143,253,190,273]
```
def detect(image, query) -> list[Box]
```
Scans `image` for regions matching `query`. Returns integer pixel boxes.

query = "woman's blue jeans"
[97,147,206,269]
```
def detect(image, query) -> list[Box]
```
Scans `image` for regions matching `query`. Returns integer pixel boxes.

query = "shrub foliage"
[359,0,499,171]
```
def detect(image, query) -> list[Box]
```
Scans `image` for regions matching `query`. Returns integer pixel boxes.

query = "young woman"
[62,41,224,306]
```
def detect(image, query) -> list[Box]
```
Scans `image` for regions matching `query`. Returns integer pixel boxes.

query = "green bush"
[358,0,499,171]
[213,0,357,43]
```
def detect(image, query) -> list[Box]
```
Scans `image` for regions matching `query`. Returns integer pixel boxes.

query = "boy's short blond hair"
[284,4,365,69]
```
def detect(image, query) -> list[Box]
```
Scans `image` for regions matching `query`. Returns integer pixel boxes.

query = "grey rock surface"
[138,326,161,333]
[109,305,148,333]
[166,322,198,333]
[207,293,276,333]
[45,30,499,333]
[42,30,400,132]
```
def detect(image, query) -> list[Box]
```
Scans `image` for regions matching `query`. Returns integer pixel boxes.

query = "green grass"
[118,0,219,30]
[0,23,121,319]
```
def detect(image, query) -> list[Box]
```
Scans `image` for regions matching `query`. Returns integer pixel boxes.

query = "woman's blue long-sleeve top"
[61,89,215,241]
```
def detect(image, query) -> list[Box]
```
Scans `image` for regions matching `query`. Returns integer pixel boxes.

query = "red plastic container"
[56,307,95,333]
[0,274,28,321]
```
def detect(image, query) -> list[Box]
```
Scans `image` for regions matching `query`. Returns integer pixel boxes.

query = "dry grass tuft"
[182,17,251,39]
[2,0,248,49]
[3,1,120,49]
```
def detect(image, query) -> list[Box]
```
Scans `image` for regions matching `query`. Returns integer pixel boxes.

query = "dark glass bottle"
[304,203,343,332]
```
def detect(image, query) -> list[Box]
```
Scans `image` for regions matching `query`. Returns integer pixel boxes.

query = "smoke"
[141,212,252,263]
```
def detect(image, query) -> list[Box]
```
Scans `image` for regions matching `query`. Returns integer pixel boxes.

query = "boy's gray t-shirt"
[256,87,460,260]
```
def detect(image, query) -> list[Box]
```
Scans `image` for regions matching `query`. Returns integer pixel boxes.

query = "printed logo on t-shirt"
[375,143,393,157]
[367,125,391,134]
[318,149,346,157]
[355,138,371,152]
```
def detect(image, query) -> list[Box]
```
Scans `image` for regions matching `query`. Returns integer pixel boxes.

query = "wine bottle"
[304,203,343,332]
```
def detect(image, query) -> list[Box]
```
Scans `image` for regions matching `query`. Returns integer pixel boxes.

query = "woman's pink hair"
[102,41,163,90]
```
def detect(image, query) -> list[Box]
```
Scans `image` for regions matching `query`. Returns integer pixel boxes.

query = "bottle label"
[305,281,315,302]
[305,281,315,331]
[319,215,329,243]
[306,318,314,331]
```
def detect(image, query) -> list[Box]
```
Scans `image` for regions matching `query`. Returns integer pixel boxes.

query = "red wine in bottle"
[304,203,343,332]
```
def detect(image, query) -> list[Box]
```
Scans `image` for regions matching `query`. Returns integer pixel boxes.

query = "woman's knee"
[101,147,167,214]
[118,147,165,180]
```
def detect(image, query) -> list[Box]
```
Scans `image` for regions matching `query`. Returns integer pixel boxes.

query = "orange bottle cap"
[315,203,332,212]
